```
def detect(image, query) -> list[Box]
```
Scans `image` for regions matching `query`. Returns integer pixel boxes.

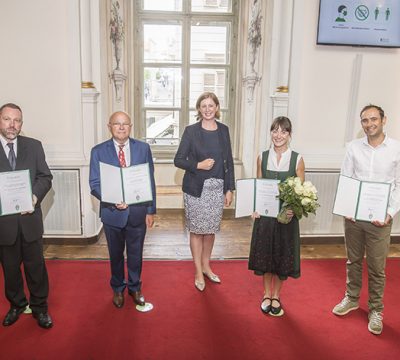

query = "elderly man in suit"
[89,111,156,308]
[0,103,53,329]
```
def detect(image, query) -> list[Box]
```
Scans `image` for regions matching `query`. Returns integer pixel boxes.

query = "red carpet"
[0,259,400,360]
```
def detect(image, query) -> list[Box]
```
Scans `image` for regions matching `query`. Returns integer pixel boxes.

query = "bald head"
[109,111,131,124]
[108,111,132,144]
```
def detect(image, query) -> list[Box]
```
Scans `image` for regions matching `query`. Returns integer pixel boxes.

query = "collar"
[0,135,17,148]
[361,134,388,148]
[270,146,291,157]
[112,138,130,148]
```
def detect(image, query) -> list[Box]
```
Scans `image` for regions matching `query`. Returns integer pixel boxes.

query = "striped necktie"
[7,142,16,170]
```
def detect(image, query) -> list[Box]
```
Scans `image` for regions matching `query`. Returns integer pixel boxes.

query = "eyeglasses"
[110,123,132,128]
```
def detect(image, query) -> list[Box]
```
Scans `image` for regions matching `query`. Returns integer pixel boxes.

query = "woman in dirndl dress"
[248,116,305,316]
[174,92,235,291]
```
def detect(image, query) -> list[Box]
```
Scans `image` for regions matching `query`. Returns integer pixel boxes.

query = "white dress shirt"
[113,139,130,167]
[264,147,302,172]
[341,135,400,218]
[0,135,18,157]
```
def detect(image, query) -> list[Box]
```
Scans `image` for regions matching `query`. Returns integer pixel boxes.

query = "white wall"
[289,0,400,169]
[0,0,103,237]
[0,0,83,164]
[2,0,400,237]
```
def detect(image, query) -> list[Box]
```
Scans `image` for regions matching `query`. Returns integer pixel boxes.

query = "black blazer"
[174,121,235,197]
[0,136,52,245]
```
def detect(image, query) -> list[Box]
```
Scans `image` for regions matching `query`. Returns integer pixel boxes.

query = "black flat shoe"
[260,297,272,314]
[2,307,26,326]
[269,298,284,317]
[33,312,53,329]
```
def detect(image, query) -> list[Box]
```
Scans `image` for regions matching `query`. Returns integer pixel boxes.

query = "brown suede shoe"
[113,292,124,308]
[129,291,145,306]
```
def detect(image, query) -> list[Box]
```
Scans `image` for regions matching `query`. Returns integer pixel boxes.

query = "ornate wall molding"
[248,0,263,74]
[242,73,262,103]
[81,81,95,88]
[109,68,127,102]
[243,0,263,103]
[109,0,126,105]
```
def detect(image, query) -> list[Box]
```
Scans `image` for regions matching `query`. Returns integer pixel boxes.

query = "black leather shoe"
[261,297,272,315]
[33,312,53,329]
[113,292,124,308]
[129,290,145,306]
[2,307,26,326]
[269,298,284,317]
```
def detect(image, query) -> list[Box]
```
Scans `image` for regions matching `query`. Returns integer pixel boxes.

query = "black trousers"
[0,229,49,314]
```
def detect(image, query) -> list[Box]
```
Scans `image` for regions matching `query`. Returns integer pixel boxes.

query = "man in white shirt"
[332,105,400,335]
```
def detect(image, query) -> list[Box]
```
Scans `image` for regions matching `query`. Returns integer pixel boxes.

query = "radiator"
[39,169,400,237]
[301,172,400,236]
[42,169,82,236]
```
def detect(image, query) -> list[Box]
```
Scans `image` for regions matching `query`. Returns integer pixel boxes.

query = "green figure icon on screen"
[335,5,348,22]
[386,8,390,21]
[374,7,379,20]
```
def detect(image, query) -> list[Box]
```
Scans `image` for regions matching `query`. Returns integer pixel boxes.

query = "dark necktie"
[118,145,126,167]
[7,142,16,170]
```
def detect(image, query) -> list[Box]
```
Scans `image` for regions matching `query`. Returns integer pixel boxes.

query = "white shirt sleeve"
[387,154,400,218]
[340,142,354,177]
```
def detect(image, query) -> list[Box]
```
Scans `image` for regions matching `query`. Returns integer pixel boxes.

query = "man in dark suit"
[0,103,53,329]
[89,111,156,308]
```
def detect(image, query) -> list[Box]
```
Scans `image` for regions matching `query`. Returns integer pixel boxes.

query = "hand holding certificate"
[235,178,280,218]
[333,175,390,223]
[100,162,153,205]
[0,170,34,216]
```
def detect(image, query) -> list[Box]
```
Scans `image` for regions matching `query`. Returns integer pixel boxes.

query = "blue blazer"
[89,138,156,229]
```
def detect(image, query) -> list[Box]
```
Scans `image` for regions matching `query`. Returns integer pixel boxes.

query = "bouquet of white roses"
[277,176,320,224]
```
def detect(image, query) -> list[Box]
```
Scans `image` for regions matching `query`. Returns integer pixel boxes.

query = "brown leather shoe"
[129,291,145,306]
[113,292,124,308]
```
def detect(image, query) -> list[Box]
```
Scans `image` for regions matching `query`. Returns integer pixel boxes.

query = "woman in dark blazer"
[174,92,235,291]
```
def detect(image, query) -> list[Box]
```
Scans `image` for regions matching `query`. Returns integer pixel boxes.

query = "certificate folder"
[235,178,280,218]
[0,169,34,216]
[99,162,153,205]
[332,175,390,223]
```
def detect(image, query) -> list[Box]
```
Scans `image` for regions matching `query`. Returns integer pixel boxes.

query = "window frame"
[133,0,239,159]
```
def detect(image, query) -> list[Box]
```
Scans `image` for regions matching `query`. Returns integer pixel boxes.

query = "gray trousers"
[344,219,391,312]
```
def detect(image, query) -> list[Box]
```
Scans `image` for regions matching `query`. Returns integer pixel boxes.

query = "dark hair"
[195,92,221,121]
[270,116,292,135]
[338,5,347,13]
[360,104,384,119]
[0,103,22,115]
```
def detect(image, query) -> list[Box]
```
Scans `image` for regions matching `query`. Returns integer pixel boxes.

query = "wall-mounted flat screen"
[317,0,400,48]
